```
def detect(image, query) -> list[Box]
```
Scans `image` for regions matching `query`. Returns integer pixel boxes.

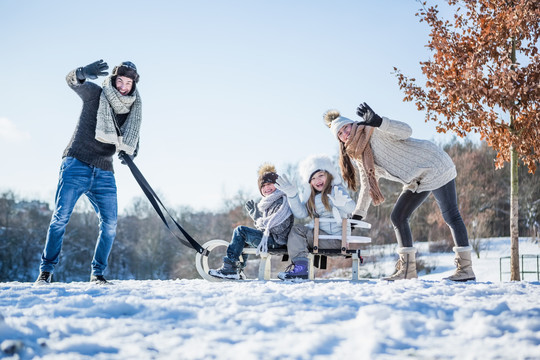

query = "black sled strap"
[120,153,208,255]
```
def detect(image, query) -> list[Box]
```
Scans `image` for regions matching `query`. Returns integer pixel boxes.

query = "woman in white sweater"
[325,102,475,282]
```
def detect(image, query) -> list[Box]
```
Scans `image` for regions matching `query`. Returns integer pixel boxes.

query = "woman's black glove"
[350,214,363,230]
[356,102,382,127]
[76,59,109,81]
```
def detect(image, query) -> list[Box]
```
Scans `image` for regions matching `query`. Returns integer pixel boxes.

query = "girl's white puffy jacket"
[286,184,355,235]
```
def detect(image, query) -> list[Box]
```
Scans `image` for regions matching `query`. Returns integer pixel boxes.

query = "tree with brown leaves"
[395,0,540,280]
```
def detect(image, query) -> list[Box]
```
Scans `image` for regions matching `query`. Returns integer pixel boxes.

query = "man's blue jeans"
[40,157,118,276]
[226,225,284,265]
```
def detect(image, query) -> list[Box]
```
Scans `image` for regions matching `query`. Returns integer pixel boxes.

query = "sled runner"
[195,217,372,282]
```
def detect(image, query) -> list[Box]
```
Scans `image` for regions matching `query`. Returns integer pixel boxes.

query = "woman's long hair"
[323,109,358,192]
[339,142,358,191]
[306,171,334,218]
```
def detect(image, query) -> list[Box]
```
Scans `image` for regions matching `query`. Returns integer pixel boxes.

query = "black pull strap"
[121,153,208,255]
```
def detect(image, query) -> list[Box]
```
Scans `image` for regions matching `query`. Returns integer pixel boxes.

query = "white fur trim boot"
[444,246,476,282]
[383,247,418,281]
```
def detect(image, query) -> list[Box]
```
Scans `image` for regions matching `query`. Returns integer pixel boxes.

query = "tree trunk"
[510,145,520,281]
[509,37,520,281]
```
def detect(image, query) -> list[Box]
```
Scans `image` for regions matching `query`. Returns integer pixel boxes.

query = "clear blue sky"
[0,0,466,213]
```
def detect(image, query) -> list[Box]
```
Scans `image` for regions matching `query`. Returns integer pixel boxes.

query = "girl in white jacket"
[275,154,355,280]
[325,102,475,282]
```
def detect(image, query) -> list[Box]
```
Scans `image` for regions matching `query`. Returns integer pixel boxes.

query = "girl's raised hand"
[328,186,348,207]
[275,175,298,197]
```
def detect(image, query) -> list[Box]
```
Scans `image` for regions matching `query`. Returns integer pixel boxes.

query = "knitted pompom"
[323,110,341,128]
[258,163,276,177]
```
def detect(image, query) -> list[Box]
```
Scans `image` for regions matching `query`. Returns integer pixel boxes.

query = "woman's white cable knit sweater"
[353,117,457,218]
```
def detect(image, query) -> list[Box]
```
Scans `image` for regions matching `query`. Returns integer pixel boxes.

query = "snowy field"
[1,237,540,360]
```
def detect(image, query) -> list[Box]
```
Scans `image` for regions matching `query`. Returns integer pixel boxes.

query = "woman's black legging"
[390,179,469,248]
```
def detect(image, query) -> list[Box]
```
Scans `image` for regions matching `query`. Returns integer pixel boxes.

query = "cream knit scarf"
[345,123,385,206]
[95,76,142,155]
[255,189,292,255]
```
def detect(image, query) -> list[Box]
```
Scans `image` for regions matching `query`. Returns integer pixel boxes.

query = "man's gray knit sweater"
[62,70,128,172]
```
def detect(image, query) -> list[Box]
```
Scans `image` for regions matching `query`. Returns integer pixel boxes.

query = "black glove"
[350,214,363,230]
[76,59,109,81]
[245,200,262,220]
[356,102,383,127]
[118,151,133,165]
[118,143,138,165]
[245,200,256,216]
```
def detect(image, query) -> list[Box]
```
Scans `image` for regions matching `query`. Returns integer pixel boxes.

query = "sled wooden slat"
[313,217,320,254]
[318,235,371,243]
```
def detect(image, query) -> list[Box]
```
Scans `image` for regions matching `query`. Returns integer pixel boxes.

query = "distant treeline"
[1,139,539,282]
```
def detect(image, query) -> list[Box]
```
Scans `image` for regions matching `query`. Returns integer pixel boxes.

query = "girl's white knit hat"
[298,154,343,202]
[299,154,342,185]
[330,116,355,139]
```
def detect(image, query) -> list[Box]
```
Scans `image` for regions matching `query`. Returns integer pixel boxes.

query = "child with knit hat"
[209,164,294,280]
[325,102,475,282]
[274,155,355,280]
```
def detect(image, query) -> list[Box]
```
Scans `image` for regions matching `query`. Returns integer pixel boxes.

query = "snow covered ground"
[1,237,539,360]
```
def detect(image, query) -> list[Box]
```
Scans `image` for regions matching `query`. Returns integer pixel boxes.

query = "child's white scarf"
[255,189,292,255]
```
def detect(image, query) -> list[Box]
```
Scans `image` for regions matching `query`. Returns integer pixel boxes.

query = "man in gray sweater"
[36,60,142,285]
